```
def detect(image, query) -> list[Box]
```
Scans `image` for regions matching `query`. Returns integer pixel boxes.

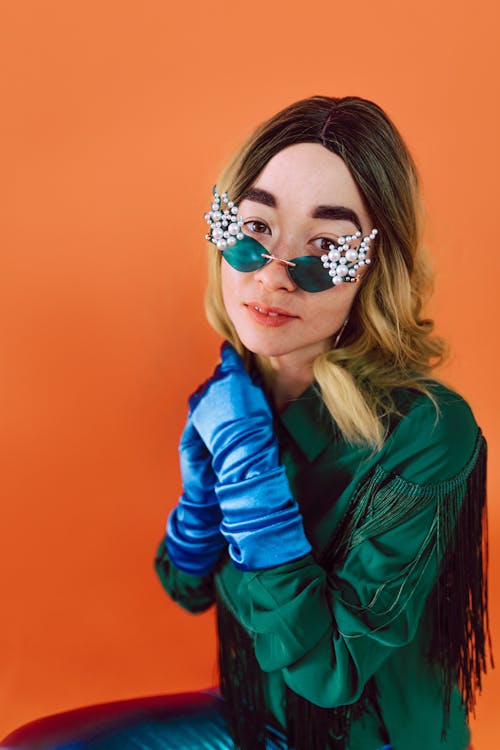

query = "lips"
[245,301,298,327]
[246,301,296,318]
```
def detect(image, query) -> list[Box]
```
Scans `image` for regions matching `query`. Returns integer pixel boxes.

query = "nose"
[254,256,297,292]
[253,253,297,293]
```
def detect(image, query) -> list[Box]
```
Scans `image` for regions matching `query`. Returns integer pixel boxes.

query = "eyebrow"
[312,205,362,233]
[241,188,362,232]
[241,187,277,207]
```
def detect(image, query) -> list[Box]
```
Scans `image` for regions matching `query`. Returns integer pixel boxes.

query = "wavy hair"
[205,96,447,447]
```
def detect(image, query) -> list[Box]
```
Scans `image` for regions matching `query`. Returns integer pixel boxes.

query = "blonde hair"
[205,96,447,448]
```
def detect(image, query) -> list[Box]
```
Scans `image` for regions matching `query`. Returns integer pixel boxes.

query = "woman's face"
[221,143,374,364]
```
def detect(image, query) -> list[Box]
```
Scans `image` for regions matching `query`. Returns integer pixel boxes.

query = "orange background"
[1,0,499,746]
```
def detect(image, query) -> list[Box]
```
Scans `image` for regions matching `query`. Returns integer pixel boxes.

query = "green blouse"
[155,381,487,750]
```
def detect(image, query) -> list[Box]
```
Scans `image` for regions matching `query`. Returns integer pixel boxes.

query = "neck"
[266,350,317,412]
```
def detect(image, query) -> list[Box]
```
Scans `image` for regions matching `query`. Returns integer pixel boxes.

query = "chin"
[233,330,280,357]
[235,330,310,360]
[242,341,287,359]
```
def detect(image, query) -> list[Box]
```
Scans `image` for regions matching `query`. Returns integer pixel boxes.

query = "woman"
[155,96,491,749]
[1,96,489,750]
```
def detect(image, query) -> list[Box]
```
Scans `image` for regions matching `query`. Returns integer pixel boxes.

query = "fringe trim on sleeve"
[429,434,493,734]
[214,431,492,749]
[324,431,492,735]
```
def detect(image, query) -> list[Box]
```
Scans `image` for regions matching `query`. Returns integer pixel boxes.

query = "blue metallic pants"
[0,689,392,750]
[69,690,286,750]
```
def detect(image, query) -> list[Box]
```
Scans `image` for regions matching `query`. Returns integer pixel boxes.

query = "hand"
[189,342,311,571]
[165,415,227,576]
[188,342,277,482]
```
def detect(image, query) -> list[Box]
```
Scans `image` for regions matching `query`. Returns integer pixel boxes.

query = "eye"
[244,219,271,235]
[311,236,339,254]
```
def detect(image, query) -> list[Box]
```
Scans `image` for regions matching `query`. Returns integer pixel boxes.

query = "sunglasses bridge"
[260,252,297,268]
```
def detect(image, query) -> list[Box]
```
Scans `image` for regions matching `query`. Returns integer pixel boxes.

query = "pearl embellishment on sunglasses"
[204,187,244,251]
[321,229,378,285]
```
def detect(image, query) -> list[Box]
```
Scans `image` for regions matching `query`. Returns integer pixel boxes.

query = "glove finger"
[188,341,252,415]
[219,341,246,373]
[220,343,266,394]
[188,359,227,412]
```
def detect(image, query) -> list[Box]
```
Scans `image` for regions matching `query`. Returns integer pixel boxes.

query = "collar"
[276,383,427,464]
[277,384,335,462]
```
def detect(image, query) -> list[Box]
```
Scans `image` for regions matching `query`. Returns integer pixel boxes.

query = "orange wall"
[1,1,499,746]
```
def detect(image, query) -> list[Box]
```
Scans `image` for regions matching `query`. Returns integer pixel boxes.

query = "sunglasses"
[204,187,377,293]
[219,231,377,293]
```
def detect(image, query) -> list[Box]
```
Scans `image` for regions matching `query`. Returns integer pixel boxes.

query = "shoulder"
[380,381,482,485]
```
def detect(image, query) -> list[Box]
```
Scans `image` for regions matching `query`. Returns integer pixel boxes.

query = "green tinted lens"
[221,239,334,293]
[221,235,268,272]
[288,256,333,293]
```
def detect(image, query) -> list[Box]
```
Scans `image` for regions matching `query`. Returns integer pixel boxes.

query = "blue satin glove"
[189,342,312,571]
[165,415,227,576]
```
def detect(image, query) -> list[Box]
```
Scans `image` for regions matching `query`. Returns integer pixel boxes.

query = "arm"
[165,414,226,576]
[190,342,312,571]
[154,413,227,612]
[154,539,217,614]
[155,339,312,612]
[232,393,486,707]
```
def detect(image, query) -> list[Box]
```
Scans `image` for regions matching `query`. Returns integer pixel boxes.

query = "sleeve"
[233,391,485,707]
[154,537,216,614]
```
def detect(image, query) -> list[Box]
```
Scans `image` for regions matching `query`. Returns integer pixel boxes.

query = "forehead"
[251,142,366,214]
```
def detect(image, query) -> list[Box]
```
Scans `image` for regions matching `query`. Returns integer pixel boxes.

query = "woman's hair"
[205,95,447,447]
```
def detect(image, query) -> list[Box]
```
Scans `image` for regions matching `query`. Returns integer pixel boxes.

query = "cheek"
[221,261,242,315]
[309,286,359,333]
